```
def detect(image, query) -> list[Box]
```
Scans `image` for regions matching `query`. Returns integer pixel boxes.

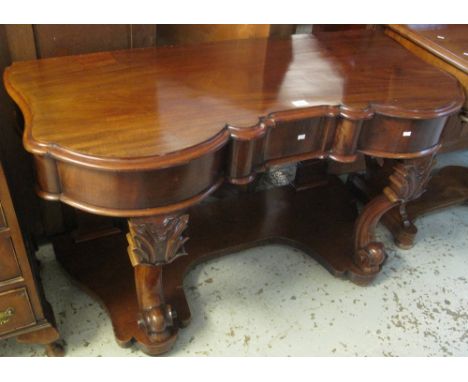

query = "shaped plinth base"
[53,176,381,355]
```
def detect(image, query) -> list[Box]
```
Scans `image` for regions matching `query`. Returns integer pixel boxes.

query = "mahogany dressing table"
[3,30,464,355]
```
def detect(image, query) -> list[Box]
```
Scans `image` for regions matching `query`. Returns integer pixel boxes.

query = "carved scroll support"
[126,213,189,346]
[353,155,434,277]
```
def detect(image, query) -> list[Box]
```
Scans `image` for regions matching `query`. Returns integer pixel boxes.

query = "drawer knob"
[0,307,15,325]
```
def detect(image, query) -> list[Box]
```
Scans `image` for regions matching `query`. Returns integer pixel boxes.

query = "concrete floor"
[1,151,467,356]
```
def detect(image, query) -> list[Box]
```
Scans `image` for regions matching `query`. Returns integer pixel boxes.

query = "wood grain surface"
[5,30,464,165]
[387,24,468,73]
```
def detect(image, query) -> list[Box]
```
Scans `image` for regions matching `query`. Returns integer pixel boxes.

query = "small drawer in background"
[0,235,22,284]
[0,287,36,336]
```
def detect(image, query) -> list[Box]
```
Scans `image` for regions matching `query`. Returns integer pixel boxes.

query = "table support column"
[126,212,189,347]
[353,155,434,278]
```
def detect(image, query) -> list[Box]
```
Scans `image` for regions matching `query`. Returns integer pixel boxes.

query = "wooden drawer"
[359,115,447,156]
[0,287,36,336]
[264,117,327,161]
[0,234,22,284]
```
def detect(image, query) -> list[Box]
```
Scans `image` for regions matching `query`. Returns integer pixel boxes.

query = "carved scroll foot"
[134,265,175,343]
[355,242,386,275]
[353,194,395,279]
[127,213,189,355]
[353,156,434,279]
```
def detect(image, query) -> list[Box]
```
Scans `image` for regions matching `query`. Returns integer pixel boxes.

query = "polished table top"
[4,30,464,167]
[387,24,468,74]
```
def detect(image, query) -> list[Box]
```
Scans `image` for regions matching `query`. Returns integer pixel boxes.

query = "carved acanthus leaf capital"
[383,156,434,203]
[127,214,189,266]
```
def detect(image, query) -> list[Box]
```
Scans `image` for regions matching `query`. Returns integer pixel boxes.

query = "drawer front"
[0,235,22,284]
[358,115,446,156]
[264,117,326,161]
[0,287,36,336]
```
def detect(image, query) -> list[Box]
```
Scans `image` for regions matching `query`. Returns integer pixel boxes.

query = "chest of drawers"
[0,163,62,355]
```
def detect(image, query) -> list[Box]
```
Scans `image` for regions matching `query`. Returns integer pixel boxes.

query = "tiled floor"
[1,152,467,356]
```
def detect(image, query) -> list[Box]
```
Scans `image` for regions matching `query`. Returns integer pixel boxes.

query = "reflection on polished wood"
[4,29,464,355]
[5,31,463,161]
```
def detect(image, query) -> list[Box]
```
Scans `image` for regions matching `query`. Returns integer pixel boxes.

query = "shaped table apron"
[30,111,448,217]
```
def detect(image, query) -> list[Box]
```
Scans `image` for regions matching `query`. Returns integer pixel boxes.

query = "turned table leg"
[126,212,189,353]
[353,156,434,280]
